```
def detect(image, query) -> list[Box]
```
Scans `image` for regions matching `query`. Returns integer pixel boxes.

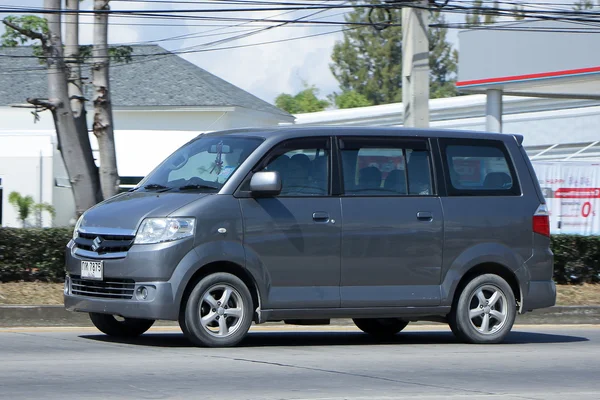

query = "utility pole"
[402,1,430,128]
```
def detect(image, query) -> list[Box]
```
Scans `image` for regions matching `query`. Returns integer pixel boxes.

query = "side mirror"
[250,171,281,197]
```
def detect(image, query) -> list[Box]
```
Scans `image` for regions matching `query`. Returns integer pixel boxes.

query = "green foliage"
[330,0,403,105]
[1,15,48,46]
[465,0,499,27]
[275,85,330,114]
[512,5,526,20]
[331,90,373,109]
[8,192,56,227]
[330,1,458,104]
[2,15,133,63]
[0,228,72,282]
[8,192,35,227]
[1,15,48,59]
[429,12,458,99]
[551,235,600,284]
[79,45,134,63]
[573,0,595,10]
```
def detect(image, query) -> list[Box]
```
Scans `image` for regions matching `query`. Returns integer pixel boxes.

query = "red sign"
[555,188,600,198]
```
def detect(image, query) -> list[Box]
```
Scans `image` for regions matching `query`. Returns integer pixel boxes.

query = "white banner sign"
[533,161,600,236]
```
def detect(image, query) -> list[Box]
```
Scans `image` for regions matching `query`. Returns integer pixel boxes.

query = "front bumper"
[64,279,179,321]
[63,238,193,321]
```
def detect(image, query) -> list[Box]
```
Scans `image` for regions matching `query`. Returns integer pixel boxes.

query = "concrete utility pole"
[402,1,430,128]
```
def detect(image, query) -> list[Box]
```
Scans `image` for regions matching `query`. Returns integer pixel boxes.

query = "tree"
[2,1,130,215]
[329,1,459,104]
[275,85,330,114]
[93,0,120,199]
[8,192,55,227]
[3,0,103,217]
[512,5,526,20]
[573,0,596,9]
[331,90,373,109]
[429,12,459,99]
[330,1,402,105]
[465,0,499,27]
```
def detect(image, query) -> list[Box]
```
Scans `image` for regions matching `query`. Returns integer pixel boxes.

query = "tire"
[89,313,154,338]
[353,318,408,338]
[448,274,517,344]
[183,272,253,347]
[178,307,191,337]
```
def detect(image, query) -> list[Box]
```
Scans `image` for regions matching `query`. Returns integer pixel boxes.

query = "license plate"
[81,260,103,280]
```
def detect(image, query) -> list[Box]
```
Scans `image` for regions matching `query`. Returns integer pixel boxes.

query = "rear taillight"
[533,204,550,237]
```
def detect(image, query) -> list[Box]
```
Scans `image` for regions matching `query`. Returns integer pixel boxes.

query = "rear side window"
[339,137,433,196]
[440,139,520,196]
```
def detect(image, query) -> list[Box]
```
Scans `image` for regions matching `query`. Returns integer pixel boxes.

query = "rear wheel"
[353,318,408,338]
[183,272,253,347]
[89,313,154,338]
[448,274,517,344]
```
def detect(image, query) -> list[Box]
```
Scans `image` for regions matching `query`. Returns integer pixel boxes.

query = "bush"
[552,235,600,285]
[0,228,72,282]
[0,228,599,284]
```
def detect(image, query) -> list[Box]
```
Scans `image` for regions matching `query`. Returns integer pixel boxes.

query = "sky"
[0,0,579,105]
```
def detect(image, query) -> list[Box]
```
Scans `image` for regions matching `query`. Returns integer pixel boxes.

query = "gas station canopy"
[457,20,600,101]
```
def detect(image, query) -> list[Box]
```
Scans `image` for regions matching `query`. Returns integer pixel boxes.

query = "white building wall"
[0,132,54,227]
[0,105,289,227]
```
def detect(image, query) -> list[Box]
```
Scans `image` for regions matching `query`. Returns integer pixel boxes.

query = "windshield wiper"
[177,184,219,191]
[143,183,172,192]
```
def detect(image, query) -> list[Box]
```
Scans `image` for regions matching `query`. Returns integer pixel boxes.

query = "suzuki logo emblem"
[91,237,104,252]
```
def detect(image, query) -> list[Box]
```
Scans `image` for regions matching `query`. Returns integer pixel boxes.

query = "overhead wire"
[2,0,600,71]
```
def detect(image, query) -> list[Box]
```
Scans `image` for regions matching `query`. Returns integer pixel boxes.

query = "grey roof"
[0,45,291,118]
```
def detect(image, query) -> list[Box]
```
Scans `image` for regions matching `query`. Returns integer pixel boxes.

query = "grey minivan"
[64,127,556,347]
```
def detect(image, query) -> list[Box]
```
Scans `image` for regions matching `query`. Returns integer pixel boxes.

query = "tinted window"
[442,140,520,196]
[262,138,330,196]
[339,138,433,196]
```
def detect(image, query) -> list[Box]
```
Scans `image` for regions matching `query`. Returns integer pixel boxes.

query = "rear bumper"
[522,280,556,312]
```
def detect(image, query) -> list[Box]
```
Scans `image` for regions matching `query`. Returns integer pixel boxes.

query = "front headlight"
[73,214,84,240]
[134,217,196,245]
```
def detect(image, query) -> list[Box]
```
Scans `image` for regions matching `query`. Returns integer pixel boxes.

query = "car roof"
[203,126,522,144]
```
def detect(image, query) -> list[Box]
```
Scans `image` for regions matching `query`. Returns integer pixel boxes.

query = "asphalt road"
[1,324,599,400]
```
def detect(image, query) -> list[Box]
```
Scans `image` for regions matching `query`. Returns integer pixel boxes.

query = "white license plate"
[81,260,103,280]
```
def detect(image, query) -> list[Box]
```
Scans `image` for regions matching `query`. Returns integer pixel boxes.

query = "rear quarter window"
[440,139,521,196]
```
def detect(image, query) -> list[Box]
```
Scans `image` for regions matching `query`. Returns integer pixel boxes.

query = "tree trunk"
[65,0,88,135]
[44,0,103,216]
[93,0,120,199]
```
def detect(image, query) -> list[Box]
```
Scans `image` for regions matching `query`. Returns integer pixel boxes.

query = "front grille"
[74,232,135,254]
[71,276,135,299]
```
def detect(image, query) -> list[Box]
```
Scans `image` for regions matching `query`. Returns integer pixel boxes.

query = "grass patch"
[1,282,600,306]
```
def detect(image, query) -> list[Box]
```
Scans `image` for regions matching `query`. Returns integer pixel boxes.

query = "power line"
[0,24,353,75]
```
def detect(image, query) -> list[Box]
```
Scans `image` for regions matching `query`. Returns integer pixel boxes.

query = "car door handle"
[416,211,433,221]
[312,211,330,223]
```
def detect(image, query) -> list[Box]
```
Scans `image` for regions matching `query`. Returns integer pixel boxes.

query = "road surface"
[1,324,598,399]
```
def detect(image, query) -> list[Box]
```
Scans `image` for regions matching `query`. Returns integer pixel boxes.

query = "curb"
[2,305,600,327]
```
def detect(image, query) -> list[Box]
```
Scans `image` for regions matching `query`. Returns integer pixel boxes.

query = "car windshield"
[138,135,262,192]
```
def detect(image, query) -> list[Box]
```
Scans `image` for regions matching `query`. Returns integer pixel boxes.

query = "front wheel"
[448,274,517,344]
[183,273,253,347]
[89,313,155,338]
[353,318,408,338]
